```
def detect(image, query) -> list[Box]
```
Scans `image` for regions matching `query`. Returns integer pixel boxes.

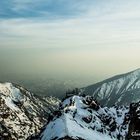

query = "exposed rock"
[0,83,60,140]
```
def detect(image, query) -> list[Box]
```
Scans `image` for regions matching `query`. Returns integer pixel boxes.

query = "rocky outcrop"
[39,95,130,140]
[0,83,60,140]
[126,102,140,140]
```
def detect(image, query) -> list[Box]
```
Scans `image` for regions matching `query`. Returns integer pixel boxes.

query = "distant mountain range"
[1,69,140,140]
[82,69,140,106]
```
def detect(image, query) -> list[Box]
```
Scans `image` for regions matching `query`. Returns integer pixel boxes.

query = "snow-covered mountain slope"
[39,95,130,140]
[82,69,140,106]
[0,82,60,140]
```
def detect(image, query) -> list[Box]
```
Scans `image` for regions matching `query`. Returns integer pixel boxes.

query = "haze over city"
[0,0,140,87]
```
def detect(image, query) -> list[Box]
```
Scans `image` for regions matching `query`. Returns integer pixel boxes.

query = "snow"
[83,69,140,106]
[41,95,129,140]
[0,83,24,111]
[4,97,20,111]
[41,116,67,140]
[0,82,60,140]
[65,113,114,140]
[0,82,24,102]
[41,113,114,140]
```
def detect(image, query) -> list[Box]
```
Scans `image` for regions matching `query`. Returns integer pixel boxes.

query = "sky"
[0,0,140,85]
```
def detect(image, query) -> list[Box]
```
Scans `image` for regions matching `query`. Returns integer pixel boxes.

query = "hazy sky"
[0,0,140,84]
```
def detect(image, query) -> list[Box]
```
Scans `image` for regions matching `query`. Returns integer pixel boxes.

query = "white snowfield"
[40,96,129,140]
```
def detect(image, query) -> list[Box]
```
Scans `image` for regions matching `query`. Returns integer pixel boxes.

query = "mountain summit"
[38,95,133,140]
[82,69,140,106]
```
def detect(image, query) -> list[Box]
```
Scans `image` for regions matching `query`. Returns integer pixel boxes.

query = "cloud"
[1,0,140,50]
[0,0,94,19]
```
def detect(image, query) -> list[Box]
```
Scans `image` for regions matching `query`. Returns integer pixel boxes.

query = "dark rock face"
[127,102,140,140]
[82,96,100,111]
[0,123,12,140]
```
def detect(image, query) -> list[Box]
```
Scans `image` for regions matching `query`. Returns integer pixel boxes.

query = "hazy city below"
[0,47,139,98]
[0,75,85,99]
